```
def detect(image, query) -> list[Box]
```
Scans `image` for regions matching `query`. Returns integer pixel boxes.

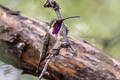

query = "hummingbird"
[49,16,80,35]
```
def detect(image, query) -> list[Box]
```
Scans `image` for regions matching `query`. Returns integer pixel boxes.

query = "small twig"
[38,58,51,80]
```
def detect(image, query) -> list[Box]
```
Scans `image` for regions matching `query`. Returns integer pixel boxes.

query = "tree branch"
[0,5,120,80]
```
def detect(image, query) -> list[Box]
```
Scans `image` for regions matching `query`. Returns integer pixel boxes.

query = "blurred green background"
[0,0,120,80]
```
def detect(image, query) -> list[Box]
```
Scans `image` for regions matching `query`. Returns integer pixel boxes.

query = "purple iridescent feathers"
[52,21,62,34]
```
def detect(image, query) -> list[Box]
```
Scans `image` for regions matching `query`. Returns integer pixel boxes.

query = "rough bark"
[0,5,120,80]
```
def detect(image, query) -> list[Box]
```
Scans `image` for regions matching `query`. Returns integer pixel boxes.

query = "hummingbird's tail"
[62,16,80,21]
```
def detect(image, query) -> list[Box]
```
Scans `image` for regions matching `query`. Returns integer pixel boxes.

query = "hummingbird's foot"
[61,42,77,56]
[69,44,77,56]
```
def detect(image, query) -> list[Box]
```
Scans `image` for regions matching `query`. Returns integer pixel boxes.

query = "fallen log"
[0,5,120,80]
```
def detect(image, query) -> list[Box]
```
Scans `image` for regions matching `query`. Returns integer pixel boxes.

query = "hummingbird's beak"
[62,16,80,21]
